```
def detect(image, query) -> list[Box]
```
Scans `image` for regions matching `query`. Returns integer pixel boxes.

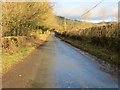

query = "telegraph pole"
[64,17,67,31]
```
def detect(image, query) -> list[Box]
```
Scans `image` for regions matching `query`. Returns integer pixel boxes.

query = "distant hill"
[56,16,106,32]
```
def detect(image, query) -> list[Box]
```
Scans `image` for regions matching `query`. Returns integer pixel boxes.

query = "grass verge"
[1,32,50,75]
[57,35,119,67]
[2,47,35,74]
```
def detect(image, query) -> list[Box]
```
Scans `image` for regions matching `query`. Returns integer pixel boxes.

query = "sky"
[2,0,119,23]
[51,0,119,23]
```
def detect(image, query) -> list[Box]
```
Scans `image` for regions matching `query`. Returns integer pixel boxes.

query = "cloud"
[51,0,119,3]
[53,3,118,20]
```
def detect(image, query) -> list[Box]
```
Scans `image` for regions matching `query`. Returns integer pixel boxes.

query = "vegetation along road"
[2,33,118,88]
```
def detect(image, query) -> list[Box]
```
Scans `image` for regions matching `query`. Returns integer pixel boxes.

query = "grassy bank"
[2,47,35,74]
[2,33,50,75]
[56,35,119,67]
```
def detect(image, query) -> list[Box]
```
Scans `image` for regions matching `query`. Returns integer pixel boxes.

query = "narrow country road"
[3,33,118,88]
